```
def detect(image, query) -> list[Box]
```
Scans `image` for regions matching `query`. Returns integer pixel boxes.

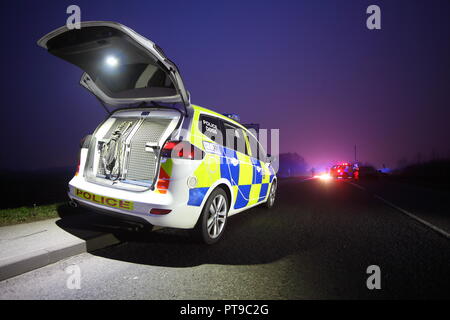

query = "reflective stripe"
[251,157,263,184]
[188,187,209,206]
[235,185,251,209]
[262,165,271,183]
[258,183,269,201]
[224,148,239,185]
[193,153,221,188]
[248,183,262,206]
[236,152,253,185]
[155,158,173,194]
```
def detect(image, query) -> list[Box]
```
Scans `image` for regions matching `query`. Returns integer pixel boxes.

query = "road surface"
[1,178,449,299]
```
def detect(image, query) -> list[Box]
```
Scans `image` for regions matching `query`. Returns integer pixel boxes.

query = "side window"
[223,122,248,155]
[198,115,225,146]
[247,132,267,162]
[258,140,267,162]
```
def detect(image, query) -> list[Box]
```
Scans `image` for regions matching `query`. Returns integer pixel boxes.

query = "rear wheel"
[265,180,277,209]
[194,188,229,244]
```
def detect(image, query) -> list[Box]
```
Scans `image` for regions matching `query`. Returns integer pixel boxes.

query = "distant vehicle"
[358,166,379,179]
[330,163,357,180]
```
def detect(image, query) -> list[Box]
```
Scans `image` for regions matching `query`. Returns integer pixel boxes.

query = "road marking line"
[373,195,450,239]
[348,181,366,191]
[346,181,449,239]
[279,177,313,184]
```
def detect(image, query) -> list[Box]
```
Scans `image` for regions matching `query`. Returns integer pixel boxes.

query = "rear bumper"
[67,176,202,229]
[331,174,353,179]
[72,197,153,226]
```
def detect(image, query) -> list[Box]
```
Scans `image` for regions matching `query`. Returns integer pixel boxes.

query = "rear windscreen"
[332,165,351,170]
[47,26,176,99]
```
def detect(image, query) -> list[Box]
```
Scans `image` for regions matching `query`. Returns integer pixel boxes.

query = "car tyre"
[194,187,229,245]
[265,180,277,209]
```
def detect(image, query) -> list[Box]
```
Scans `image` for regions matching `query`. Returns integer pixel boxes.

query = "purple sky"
[1,0,449,171]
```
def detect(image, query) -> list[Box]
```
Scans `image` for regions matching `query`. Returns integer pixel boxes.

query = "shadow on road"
[54,181,316,268]
[53,179,382,269]
[56,203,310,268]
[54,177,449,271]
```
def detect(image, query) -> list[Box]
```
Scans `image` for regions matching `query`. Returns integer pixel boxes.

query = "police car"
[38,21,277,244]
[330,163,358,180]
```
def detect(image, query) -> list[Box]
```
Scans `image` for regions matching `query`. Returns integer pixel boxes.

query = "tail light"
[156,178,170,191]
[150,208,172,215]
[154,141,203,194]
[74,156,80,176]
[160,141,204,160]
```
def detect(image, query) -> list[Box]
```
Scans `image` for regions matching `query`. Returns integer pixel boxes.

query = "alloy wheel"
[206,194,227,239]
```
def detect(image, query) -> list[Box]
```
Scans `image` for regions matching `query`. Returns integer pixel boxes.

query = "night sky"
[1,0,449,171]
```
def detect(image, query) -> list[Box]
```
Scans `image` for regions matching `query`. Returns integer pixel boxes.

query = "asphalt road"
[1,178,449,299]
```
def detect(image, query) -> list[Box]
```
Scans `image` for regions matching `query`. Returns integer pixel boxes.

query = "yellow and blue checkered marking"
[188,143,274,209]
[188,187,209,206]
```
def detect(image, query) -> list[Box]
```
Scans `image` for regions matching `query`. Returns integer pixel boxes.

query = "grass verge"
[0,203,64,227]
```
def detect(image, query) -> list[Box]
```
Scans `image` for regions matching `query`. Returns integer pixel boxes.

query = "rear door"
[246,131,271,204]
[193,114,224,190]
[38,21,190,109]
[222,121,254,209]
